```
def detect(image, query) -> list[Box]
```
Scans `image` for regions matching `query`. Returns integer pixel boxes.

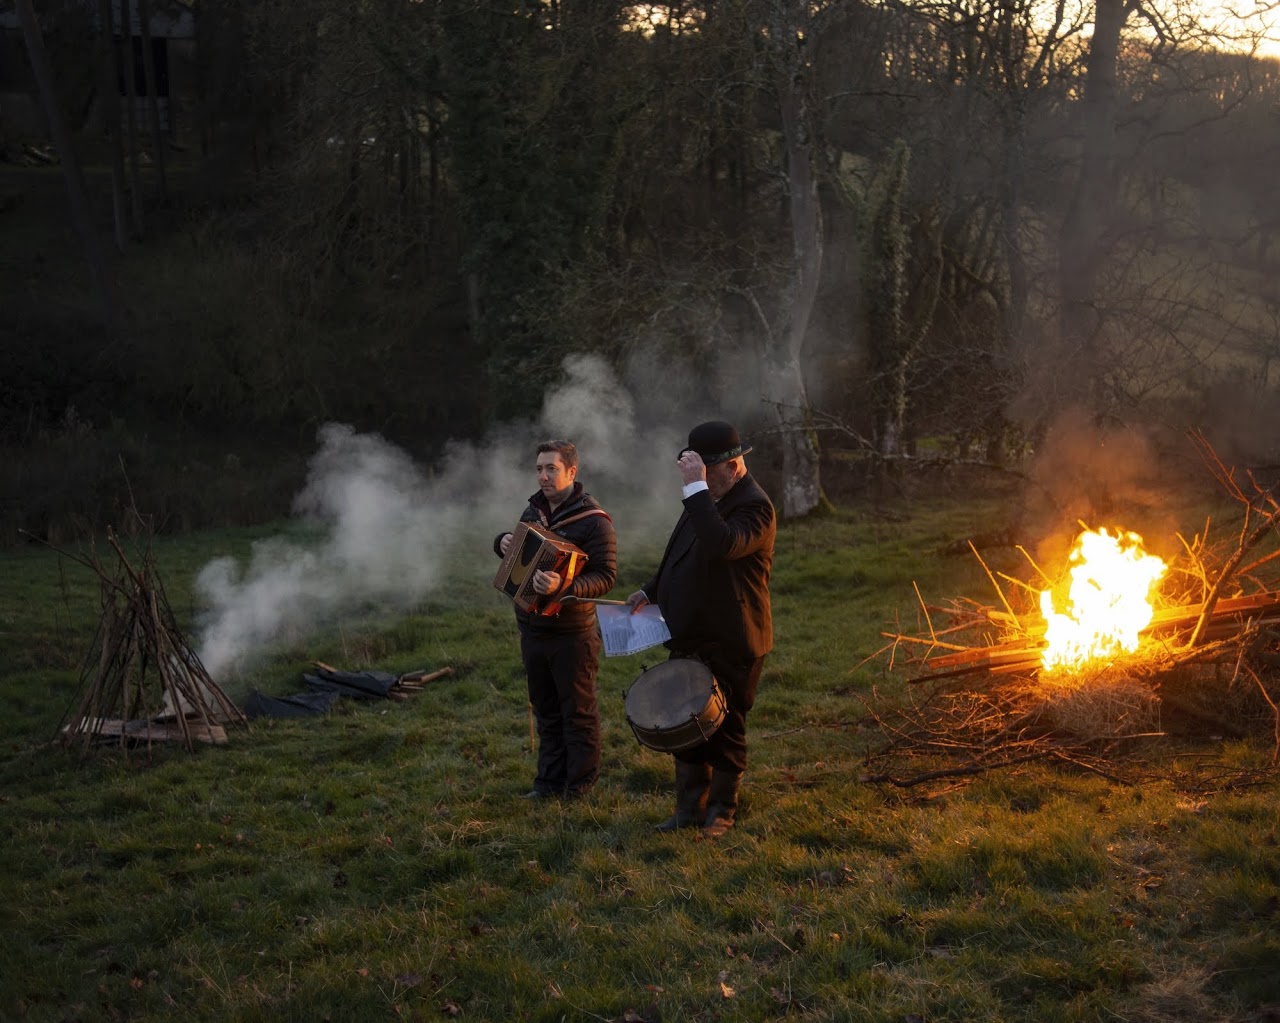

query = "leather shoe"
[654,760,711,832]
[700,769,741,839]
[653,811,701,832]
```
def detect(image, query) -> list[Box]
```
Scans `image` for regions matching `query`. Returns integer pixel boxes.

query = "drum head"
[625,658,716,727]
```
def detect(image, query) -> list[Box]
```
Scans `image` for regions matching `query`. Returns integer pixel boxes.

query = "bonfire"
[866,433,1280,792]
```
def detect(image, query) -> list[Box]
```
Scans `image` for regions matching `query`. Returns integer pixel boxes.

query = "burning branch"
[1187,430,1280,647]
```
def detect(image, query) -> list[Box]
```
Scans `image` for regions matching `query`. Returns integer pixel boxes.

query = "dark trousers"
[521,627,602,795]
[672,647,765,775]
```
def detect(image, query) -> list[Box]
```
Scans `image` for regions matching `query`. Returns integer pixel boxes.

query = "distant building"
[0,1,195,148]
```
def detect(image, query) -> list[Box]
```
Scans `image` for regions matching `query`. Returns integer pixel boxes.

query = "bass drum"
[623,658,727,753]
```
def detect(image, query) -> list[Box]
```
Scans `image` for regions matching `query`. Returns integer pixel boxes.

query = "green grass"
[2,488,1279,1022]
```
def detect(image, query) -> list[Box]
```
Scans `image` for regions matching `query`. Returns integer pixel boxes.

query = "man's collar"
[717,471,748,503]
[535,480,584,517]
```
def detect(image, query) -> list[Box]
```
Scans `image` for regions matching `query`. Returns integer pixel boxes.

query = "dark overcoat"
[642,473,775,661]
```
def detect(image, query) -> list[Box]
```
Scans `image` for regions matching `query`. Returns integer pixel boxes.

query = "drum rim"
[623,663,727,753]
[634,656,713,679]
[623,659,721,721]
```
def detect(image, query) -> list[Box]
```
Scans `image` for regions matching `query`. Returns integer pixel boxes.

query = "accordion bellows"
[494,522,587,616]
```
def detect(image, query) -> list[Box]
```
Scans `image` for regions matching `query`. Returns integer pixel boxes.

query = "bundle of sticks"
[61,529,246,751]
[908,589,1280,683]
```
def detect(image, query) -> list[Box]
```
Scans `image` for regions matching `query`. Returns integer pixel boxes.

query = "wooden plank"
[917,647,1045,678]
[399,666,454,684]
[951,592,1280,641]
[910,656,1042,683]
[1147,592,1280,630]
[924,641,1045,671]
[63,718,228,744]
[907,589,1280,682]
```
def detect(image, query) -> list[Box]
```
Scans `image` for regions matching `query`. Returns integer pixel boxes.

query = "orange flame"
[1039,527,1167,672]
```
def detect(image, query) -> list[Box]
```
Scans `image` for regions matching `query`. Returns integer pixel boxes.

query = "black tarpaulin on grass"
[243,688,341,719]
[242,667,400,719]
[301,667,399,699]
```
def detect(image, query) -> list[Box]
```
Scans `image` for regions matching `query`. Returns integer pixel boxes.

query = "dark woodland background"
[4,0,1280,542]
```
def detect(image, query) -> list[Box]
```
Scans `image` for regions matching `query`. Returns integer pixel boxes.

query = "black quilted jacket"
[493,482,617,634]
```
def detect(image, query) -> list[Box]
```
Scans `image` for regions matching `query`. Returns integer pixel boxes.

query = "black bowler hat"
[686,420,752,465]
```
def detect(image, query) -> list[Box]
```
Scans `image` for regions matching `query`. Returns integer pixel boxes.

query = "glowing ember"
[1039,527,1167,672]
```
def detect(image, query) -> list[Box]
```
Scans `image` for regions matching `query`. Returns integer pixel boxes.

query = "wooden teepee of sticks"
[61,528,246,752]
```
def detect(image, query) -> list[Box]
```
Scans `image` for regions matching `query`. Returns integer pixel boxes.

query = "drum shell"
[623,659,727,753]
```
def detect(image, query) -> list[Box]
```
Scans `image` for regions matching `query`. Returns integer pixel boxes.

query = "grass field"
[2,484,1278,1022]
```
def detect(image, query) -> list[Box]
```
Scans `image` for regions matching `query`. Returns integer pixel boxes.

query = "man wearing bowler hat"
[625,420,775,838]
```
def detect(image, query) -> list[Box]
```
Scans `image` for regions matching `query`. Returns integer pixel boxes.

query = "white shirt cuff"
[682,480,709,499]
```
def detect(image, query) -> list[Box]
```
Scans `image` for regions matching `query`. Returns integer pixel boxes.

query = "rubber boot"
[700,769,742,839]
[654,760,711,832]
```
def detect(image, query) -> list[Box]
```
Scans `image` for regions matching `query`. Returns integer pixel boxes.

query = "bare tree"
[95,0,128,251]
[120,0,144,237]
[14,0,118,337]
[1058,0,1126,402]
[761,0,826,517]
[137,0,169,202]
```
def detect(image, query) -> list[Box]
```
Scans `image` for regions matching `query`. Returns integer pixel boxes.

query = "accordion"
[493,522,588,616]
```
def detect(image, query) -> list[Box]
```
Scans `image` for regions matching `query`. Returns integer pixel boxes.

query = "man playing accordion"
[495,440,617,800]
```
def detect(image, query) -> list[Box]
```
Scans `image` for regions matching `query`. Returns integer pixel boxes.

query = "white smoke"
[195,423,453,679]
[540,353,686,538]
[194,354,694,680]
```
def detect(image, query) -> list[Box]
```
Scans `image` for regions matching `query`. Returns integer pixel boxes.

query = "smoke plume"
[194,354,695,679]
[1020,406,1184,565]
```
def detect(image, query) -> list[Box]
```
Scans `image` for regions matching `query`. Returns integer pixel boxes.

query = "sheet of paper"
[596,603,672,657]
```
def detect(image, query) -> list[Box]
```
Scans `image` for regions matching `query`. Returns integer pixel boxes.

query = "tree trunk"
[95,0,127,251]
[866,141,908,458]
[15,0,118,337]
[766,0,823,519]
[999,128,1027,342]
[121,0,144,237]
[136,0,168,202]
[1058,0,1125,403]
